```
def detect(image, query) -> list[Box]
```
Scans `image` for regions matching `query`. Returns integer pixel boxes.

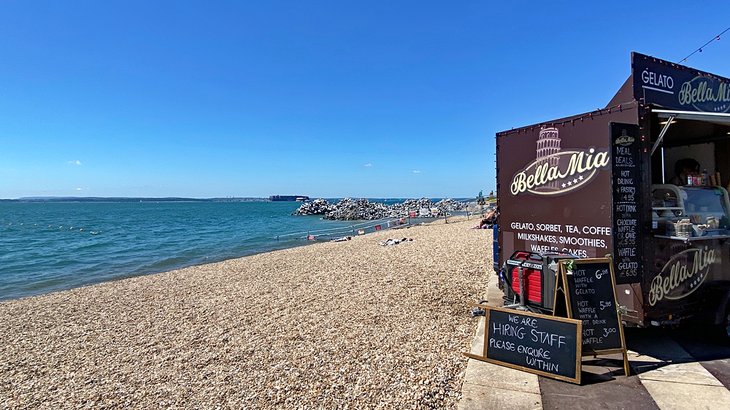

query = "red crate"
[509,266,543,304]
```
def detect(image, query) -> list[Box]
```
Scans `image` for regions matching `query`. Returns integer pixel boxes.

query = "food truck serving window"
[652,185,730,241]
[682,187,730,221]
[650,109,730,186]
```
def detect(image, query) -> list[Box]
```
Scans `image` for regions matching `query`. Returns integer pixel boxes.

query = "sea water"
[0,201,372,301]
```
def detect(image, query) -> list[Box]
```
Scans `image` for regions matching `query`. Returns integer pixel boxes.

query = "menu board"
[562,259,622,354]
[610,123,643,285]
[481,306,582,384]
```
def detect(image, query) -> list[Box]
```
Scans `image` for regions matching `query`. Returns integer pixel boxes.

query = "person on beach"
[477,208,498,229]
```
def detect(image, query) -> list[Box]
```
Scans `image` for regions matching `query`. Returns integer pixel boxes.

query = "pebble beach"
[0,218,490,408]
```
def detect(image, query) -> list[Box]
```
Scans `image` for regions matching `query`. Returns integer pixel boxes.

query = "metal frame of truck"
[495,52,730,335]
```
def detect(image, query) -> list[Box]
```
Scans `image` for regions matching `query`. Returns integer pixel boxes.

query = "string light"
[679,26,730,63]
[500,101,639,136]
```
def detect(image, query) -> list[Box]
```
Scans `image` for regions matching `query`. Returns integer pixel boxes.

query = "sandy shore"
[0,218,490,408]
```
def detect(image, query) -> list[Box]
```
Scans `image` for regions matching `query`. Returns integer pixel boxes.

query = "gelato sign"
[633,52,730,113]
[510,127,609,196]
[648,247,716,306]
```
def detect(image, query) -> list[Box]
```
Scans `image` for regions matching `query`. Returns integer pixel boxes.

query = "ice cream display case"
[651,184,730,241]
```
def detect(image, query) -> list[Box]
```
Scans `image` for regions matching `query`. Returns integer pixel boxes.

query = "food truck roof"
[497,52,730,137]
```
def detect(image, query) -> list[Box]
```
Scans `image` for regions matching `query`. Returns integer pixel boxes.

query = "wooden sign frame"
[464,305,583,384]
[554,257,630,376]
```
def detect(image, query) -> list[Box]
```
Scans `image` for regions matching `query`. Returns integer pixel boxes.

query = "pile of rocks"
[389,198,468,217]
[389,198,434,216]
[294,197,468,221]
[324,198,390,220]
[435,198,468,212]
[293,198,334,216]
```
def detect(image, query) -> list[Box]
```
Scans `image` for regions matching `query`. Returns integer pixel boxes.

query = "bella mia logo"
[678,76,730,113]
[614,132,634,147]
[648,247,716,306]
[510,127,610,196]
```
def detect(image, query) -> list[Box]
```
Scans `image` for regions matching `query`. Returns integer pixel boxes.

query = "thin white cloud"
[76,187,83,191]
[68,160,82,166]
[363,163,373,167]
[412,170,421,174]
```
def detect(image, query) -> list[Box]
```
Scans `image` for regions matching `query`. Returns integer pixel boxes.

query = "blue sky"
[1,1,728,198]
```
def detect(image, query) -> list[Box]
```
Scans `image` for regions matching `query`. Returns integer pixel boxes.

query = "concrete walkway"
[458,279,730,409]
[459,275,542,409]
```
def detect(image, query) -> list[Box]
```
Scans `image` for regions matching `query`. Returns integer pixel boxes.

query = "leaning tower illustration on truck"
[536,126,562,191]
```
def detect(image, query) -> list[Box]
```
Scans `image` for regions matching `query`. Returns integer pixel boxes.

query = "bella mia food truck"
[495,52,730,335]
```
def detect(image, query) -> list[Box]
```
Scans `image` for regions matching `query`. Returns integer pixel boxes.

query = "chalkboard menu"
[610,123,643,285]
[480,306,582,384]
[561,259,623,354]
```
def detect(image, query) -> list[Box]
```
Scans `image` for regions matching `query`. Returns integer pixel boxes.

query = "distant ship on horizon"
[269,195,310,202]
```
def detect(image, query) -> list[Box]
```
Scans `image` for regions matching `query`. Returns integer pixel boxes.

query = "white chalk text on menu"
[564,259,623,353]
[611,123,643,284]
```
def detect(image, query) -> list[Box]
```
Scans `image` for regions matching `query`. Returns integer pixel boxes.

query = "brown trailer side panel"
[496,107,638,264]
[496,107,640,319]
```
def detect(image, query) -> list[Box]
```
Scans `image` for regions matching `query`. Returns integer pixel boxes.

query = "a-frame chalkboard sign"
[553,257,629,376]
[464,305,583,384]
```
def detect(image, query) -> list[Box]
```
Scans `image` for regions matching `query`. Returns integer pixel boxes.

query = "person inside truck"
[670,158,700,185]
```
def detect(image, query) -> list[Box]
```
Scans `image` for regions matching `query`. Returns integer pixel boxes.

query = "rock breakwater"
[294,198,468,220]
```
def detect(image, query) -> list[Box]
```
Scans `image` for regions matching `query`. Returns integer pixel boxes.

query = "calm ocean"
[0,201,386,301]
